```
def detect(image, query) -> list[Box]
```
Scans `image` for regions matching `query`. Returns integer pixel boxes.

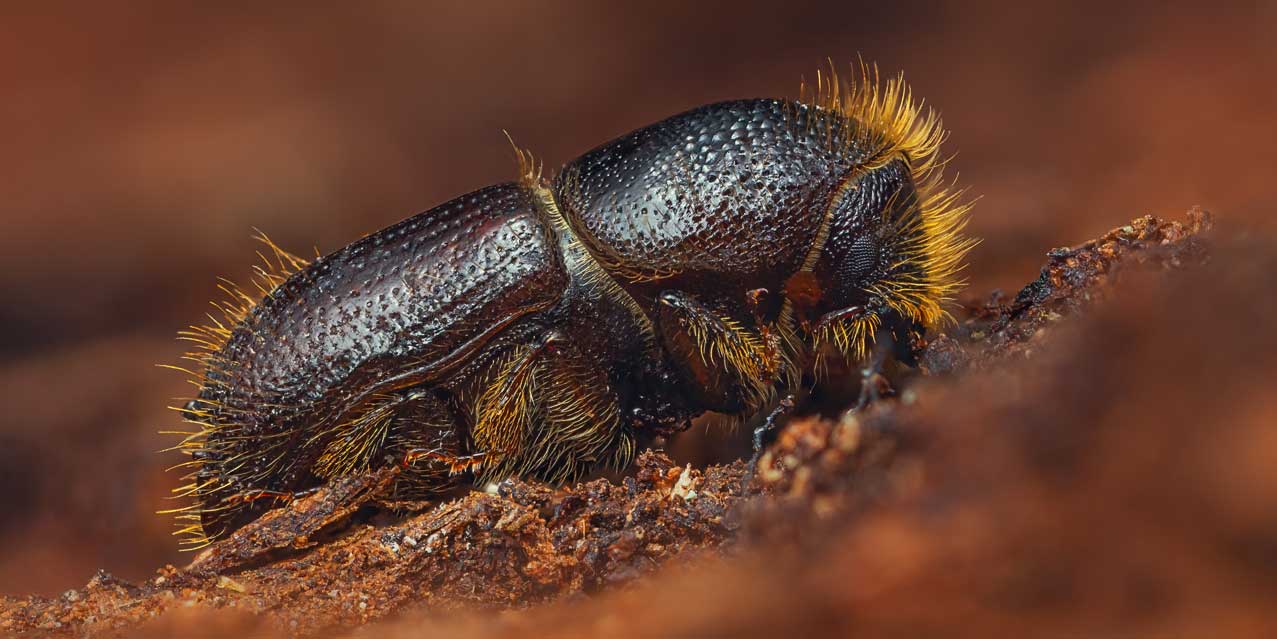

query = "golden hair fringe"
[174,231,310,392]
[798,59,978,359]
[469,344,625,486]
[683,308,786,414]
[503,130,545,188]
[161,232,311,549]
[471,344,541,464]
[812,312,882,378]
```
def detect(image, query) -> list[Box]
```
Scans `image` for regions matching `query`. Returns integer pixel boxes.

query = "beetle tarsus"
[855,370,893,410]
[752,393,797,453]
[403,450,488,475]
[229,489,296,505]
[743,393,798,494]
[854,325,896,411]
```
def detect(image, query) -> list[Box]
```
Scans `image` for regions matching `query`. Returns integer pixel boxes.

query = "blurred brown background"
[0,0,1272,595]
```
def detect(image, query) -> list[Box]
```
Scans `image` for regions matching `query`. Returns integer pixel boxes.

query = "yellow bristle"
[798,60,977,360]
[503,130,544,187]
[156,232,312,548]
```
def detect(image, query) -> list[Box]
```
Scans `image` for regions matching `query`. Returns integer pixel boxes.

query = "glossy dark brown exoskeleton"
[166,67,974,546]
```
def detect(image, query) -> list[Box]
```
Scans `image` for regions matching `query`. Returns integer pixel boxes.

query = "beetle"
[164,64,975,547]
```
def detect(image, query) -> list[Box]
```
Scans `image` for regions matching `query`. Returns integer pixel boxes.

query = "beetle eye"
[839,234,879,285]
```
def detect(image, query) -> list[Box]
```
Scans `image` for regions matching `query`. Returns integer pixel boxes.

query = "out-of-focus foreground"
[0,0,1274,624]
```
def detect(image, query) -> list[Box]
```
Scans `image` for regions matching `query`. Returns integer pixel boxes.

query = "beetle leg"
[808,298,892,367]
[656,290,782,414]
[402,450,487,474]
[855,323,896,410]
[527,352,625,483]
[742,393,798,492]
[462,330,631,484]
[225,487,318,505]
[806,301,899,408]
[375,392,468,499]
[466,330,631,484]
[752,393,796,453]
[470,332,564,463]
[812,304,867,334]
[232,489,293,504]
[745,286,790,367]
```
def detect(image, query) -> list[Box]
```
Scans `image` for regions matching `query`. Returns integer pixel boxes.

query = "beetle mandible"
[165,64,975,547]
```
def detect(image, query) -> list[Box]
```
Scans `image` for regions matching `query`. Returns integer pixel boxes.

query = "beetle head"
[779,63,976,364]
[788,156,974,362]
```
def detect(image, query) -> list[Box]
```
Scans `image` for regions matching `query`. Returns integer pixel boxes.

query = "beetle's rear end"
[168,184,574,545]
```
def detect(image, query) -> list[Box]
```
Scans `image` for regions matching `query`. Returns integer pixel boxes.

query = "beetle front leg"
[810,304,868,334]
[803,300,899,410]
[655,290,782,414]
